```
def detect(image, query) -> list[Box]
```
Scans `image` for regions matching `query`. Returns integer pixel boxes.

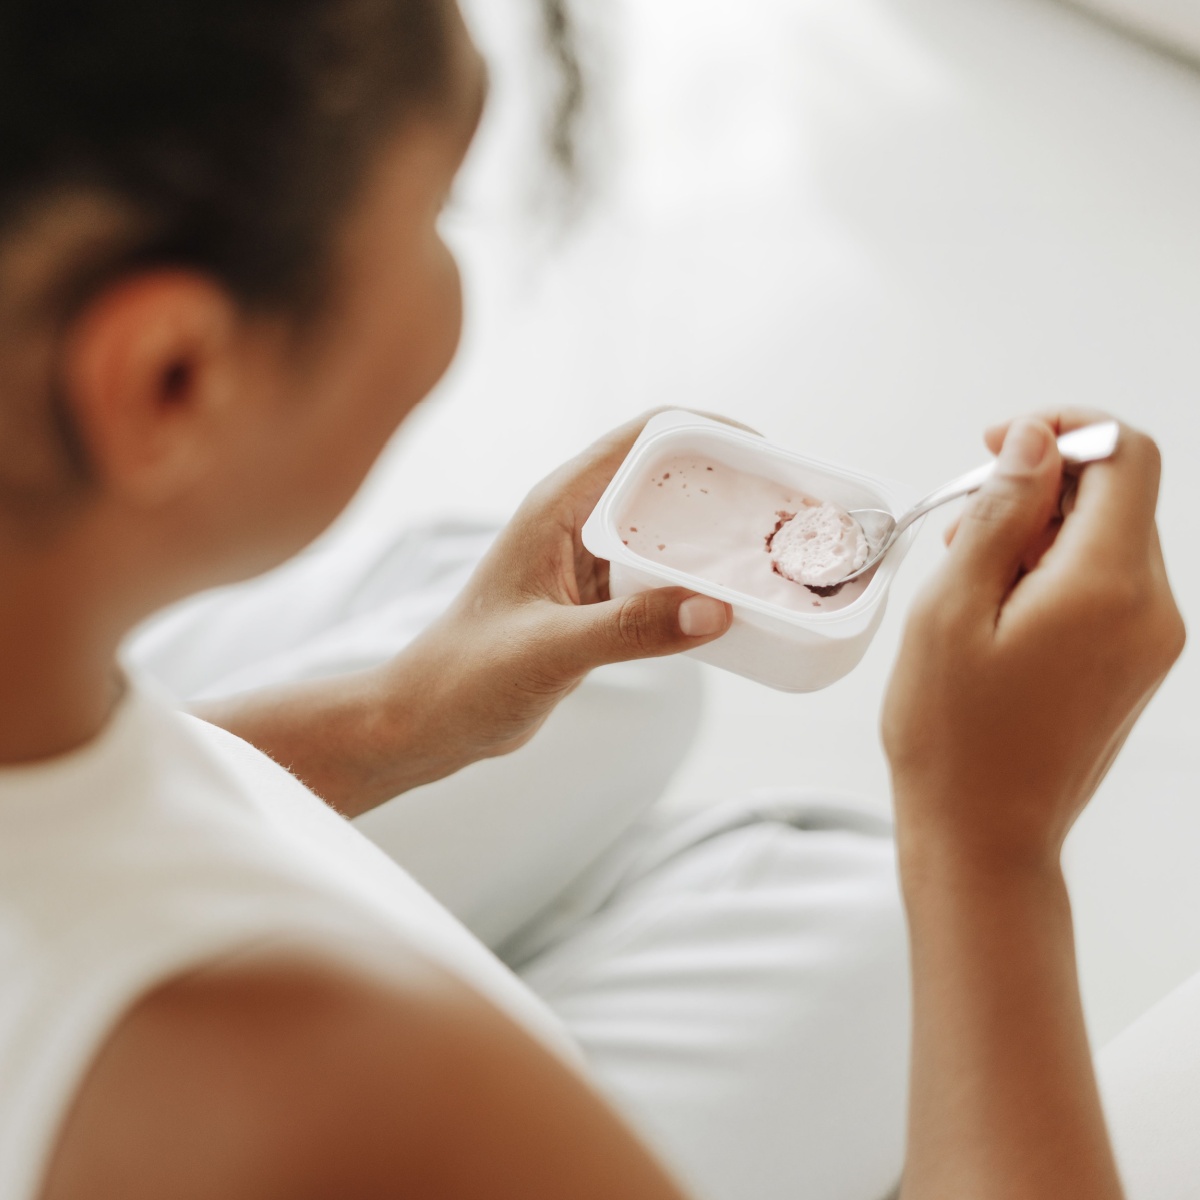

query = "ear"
[62,272,241,503]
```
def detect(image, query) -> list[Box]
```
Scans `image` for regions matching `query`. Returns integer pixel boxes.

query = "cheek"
[294,236,464,506]
[233,231,466,564]
[410,236,464,401]
[356,231,463,440]
[323,232,462,439]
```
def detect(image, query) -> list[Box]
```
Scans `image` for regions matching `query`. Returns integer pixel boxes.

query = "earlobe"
[62,272,239,505]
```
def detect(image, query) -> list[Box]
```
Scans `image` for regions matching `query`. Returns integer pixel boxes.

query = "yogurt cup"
[582,410,921,692]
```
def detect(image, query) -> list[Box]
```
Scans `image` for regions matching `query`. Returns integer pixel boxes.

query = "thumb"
[944,418,1063,610]
[544,588,732,676]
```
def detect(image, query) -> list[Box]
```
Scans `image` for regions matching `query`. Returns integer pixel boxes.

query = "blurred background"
[331,0,1200,1047]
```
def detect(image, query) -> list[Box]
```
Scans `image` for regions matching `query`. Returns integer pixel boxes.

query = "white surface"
[1066,0,1200,61]
[1098,971,1200,1198]
[332,0,1200,1045]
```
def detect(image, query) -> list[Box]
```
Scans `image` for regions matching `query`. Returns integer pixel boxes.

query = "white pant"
[130,520,911,1200]
[508,791,910,1200]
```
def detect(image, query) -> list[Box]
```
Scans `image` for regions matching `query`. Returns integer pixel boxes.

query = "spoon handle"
[893,420,1120,538]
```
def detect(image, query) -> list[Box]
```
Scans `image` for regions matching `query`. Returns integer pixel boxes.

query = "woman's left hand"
[381,412,733,773]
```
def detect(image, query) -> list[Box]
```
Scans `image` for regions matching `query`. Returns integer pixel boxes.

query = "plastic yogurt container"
[582,410,920,692]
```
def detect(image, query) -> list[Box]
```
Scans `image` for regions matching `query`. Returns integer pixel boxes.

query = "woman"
[0,1,1184,1197]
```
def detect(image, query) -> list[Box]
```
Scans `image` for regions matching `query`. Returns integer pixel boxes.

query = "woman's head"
[0,0,487,601]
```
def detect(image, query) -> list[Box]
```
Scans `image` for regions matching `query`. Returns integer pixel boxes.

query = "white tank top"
[0,679,577,1200]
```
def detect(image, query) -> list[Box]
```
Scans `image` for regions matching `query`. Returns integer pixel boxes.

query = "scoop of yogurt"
[767,500,869,593]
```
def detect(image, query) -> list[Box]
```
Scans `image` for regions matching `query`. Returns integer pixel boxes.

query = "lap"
[513,792,911,1200]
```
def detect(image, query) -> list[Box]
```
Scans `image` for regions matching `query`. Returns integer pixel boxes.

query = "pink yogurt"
[617,453,872,613]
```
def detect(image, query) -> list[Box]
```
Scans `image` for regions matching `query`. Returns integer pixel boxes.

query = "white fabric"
[0,680,576,1200]
[130,520,498,699]
[354,655,703,950]
[1098,970,1200,1199]
[515,791,911,1200]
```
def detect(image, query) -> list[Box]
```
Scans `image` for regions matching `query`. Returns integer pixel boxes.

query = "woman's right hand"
[883,410,1186,879]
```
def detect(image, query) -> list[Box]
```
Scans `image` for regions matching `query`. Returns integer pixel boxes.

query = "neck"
[0,525,127,765]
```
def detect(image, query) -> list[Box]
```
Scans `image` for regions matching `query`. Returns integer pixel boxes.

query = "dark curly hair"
[0,0,581,503]
[0,0,583,314]
[0,0,453,315]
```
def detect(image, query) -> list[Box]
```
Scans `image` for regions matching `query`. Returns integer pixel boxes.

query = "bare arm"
[195,412,730,819]
[900,859,1122,1199]
[41,949,692,1200]
[884,412,1185,1199]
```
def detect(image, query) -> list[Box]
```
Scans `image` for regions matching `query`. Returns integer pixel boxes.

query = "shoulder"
[38,947,483,1200]
[41,945,688,1200]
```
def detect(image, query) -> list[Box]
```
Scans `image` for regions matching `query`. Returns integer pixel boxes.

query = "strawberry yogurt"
[618,454,873,613]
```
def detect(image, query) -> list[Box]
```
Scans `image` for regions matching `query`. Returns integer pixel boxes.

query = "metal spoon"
[835,420,1121,586]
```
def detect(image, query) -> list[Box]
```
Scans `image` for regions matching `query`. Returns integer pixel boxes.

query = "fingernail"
[999,420,1050,473]
[679,595,727,637]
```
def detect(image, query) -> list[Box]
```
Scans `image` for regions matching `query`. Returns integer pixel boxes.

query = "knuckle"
[1063,570,1185,675]
[1149,600,1187,671]
[1122,427,1162,482]
[637,405,673,423]
[1123,422,1155,455]
[1169,609,1188,662]
[1054,405,1115,428]
[616,593,657,654]
[966,487,1022,529]
[514,477,555,521]
[908,581,970,643]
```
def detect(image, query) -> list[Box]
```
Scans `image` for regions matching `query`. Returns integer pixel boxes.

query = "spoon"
[834,420,1121,586]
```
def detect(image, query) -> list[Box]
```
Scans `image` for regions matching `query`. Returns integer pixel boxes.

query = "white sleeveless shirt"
[0,680,577,1200]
